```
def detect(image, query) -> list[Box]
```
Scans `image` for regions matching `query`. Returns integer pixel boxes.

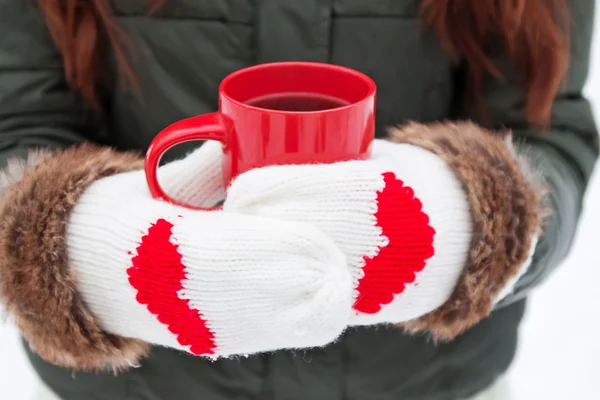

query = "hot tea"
[246,92,349,111]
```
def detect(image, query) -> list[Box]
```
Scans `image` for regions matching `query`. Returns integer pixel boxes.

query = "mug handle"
[145,112,227,210]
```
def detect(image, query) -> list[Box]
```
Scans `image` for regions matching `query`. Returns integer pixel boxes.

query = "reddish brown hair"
[38,0,568,126]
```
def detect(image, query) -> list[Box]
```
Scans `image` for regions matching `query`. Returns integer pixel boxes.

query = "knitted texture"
[67,157,353,358]
[353,172,435,314]
[225,139,536,326]
[127,218,216,355]
[157,140,225,207]
[66,137,537,357]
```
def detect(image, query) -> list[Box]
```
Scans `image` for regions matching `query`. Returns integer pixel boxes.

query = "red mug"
[145,61,376,210]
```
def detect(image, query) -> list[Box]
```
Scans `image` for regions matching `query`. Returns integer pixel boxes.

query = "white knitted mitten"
[226,138,527,327]
[67,154,353,358]
[156,140,225,207]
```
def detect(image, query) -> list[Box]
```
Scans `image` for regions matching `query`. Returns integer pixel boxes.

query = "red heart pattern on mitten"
[353,172,435,314]
[127,218,217,356]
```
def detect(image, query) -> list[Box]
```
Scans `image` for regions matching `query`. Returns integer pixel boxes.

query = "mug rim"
[219,61,376,115]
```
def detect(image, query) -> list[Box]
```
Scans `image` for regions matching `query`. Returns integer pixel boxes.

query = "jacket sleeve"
[0,0,94,169]
[457,0,599,307]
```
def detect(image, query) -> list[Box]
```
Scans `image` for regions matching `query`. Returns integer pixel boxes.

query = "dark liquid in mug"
[246,92,350,111]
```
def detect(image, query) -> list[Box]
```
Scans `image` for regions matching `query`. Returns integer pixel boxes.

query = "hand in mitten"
[0,144,352,371]
[225,122,542,339]
[152,139,225,207]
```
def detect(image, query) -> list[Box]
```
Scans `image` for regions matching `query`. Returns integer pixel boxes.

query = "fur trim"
[388,122,545,341]
[0,149,55,197]
[0,144,149,372]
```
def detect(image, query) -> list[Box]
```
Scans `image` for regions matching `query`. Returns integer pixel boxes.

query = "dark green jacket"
[1,1,597,399]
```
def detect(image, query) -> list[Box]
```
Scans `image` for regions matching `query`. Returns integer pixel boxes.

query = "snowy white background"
[2,11,600,400]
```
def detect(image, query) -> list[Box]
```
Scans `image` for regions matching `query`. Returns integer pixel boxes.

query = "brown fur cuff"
[0,144,150,371]
[388,122,544,341]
